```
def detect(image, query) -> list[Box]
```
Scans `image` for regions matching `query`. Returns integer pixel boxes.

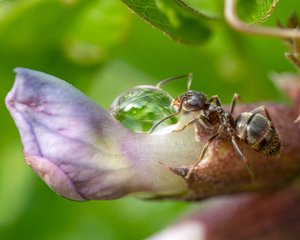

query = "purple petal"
[6,68,127,200]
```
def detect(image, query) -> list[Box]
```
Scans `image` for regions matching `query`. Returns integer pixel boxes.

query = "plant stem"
[224,0,300,39]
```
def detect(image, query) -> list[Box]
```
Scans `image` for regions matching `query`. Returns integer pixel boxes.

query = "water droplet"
[109,85,178,133]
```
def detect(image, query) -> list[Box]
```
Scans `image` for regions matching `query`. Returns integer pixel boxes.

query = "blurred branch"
[149,184,300,240]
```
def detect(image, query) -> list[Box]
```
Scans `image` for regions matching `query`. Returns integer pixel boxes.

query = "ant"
[150,73,281,180]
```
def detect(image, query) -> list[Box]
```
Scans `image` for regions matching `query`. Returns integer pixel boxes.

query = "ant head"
[174,91,208,112]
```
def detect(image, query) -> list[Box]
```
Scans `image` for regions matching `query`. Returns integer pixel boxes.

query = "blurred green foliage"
[0,0,299,239]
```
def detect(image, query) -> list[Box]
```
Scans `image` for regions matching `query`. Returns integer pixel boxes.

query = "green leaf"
[237,0,279,24]
[179,0,221,19]
[121,0,211,44]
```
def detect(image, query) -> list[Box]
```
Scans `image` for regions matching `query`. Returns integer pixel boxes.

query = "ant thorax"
[204,103,223,126]
[203,103,236,135]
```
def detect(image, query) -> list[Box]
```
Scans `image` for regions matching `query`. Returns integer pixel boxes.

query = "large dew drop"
[109,85,178,133]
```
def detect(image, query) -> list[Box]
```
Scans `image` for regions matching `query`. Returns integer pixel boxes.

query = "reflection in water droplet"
[109,85,178,133]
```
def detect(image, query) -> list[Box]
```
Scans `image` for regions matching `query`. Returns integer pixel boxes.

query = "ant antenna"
[149,96,187,134]
[187,73,193,91]
[150,73,193,134]
[156,73,193,90]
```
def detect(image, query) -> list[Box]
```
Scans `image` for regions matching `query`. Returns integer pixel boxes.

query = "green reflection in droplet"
[109,86,178,132]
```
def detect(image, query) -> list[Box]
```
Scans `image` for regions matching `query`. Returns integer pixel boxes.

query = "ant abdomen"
[235,113,281,157]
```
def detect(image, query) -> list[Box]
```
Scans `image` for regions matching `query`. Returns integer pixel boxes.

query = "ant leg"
[185,132,220,179]
[156,73,193,89]
[250,105,272,121]
[173,118,198,132]
[208,95,222,106]
[199,115,213,129]
[231,136,255,180]
[229,93,240,114]
[149,111,181,133]
[149,96,187,133]
[174,115,212,132]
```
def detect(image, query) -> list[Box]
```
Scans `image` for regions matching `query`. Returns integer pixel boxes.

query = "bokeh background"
[0,0,299,239]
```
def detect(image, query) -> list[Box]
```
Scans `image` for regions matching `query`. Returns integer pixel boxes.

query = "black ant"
[150,73,281,180]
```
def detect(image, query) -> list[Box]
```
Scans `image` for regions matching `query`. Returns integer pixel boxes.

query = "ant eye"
[189,96,200,106]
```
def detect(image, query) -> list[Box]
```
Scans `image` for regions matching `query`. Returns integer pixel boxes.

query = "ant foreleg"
[149,111,181,133]
[149,96,187,133]
[185,132,220,179]
[199,115,213,129]
[173,115,213,132]
[231,136,255,181]
[173,118,198,132]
